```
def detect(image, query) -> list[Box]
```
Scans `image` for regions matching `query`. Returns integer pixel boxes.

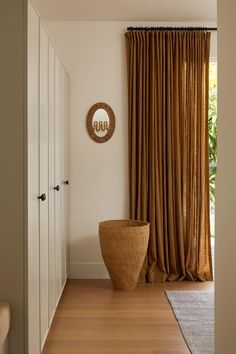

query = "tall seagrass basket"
[99,220,150,290]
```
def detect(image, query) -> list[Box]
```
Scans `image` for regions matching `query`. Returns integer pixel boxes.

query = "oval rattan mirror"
[87,102,115,143]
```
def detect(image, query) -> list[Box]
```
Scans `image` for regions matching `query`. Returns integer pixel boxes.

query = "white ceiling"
[33,0,217,21]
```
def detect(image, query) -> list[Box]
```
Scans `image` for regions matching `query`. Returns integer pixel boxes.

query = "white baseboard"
[69,262,109,279]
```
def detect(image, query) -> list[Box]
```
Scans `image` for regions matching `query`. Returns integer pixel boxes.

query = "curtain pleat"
[125,31,213,282]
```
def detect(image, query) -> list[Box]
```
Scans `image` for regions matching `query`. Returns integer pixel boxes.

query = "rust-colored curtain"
[125,30,213,282]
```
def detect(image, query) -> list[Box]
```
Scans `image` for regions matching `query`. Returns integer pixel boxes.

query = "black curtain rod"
[127,26,217,31]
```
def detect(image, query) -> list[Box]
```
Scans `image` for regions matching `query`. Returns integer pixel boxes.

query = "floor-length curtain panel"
[125,30,213,282]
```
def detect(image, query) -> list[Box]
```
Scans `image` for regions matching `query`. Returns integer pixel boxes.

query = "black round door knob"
[54,185,60,191]
[64,180,69,185]
[38,193,46,201]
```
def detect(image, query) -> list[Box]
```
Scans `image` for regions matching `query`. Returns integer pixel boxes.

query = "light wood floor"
[43,279,213,354]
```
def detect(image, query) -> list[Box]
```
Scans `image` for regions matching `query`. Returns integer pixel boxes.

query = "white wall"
[46,21,217,278]
[216,1,236,353]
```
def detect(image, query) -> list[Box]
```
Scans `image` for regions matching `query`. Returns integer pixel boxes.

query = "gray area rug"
[165,291,214,354]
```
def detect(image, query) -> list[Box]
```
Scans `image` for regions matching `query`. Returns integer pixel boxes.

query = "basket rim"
[99,219,150,228]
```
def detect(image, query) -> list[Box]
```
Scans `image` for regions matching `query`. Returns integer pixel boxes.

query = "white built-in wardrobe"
[28,2,69,353]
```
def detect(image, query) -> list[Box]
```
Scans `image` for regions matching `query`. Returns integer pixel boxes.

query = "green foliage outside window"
[209,63,217,203]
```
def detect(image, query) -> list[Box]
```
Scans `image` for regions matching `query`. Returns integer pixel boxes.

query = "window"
[209,62,217,238]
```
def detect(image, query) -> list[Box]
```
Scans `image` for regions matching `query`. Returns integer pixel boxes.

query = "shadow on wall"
[68,234,109,279]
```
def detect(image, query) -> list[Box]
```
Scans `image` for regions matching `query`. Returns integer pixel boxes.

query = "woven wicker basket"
[99,220,150,291]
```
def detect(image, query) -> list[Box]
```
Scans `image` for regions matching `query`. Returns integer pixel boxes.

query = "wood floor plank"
[43,279,213,354]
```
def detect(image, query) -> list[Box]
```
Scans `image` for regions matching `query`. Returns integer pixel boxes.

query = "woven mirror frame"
[87,102,115,143]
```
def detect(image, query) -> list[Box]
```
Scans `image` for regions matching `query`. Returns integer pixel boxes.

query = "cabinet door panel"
[60,66,68,286]
[39,22,49,347]
[48,41,55,324]
[55,55,62,302]
[65,73,70,277]
[27,3,40,354]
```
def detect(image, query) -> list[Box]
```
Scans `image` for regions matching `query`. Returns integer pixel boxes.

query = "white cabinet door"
[27,3,40,354]
[48,41,56,325]
[55,55,62,302]
[39,22,49,348]
[28,3,69,352]
[65,73,70,277]
[60,66,69,286]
